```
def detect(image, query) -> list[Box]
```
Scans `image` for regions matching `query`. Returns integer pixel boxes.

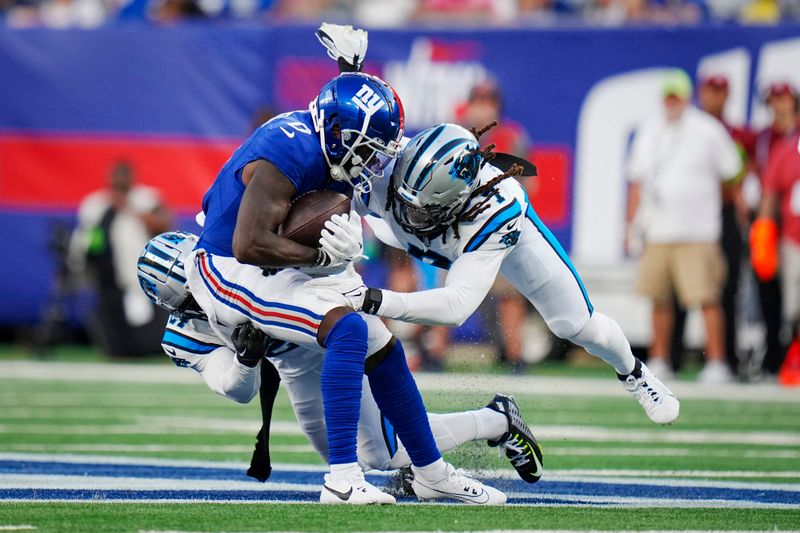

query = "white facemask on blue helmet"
[390,123,484,238]
[137,231,199,314]
[309,72,405,193]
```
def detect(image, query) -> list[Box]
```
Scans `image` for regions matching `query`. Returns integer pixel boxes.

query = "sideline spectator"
[457,79,534,372]
[752,82,799,373]
[754,133,800,380]
[69,161,172,357]
[626,69,742,383]
[666,74,751,376]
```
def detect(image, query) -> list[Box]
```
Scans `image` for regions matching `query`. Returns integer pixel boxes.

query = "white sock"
[570,312,636,375]
[328,462,360,484]
[388,409,508,469]
[411,458,448,482]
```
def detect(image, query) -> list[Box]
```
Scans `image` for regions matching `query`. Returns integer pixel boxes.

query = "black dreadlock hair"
[446,121,523,240]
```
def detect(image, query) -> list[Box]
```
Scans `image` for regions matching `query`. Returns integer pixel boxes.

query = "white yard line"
[6,415,799,447]
[3,360,798,402]
[0,474,316,492]
[0,528,37,531]
[0,452,323,471]
[2,444,315,454]
[547,446,800,459]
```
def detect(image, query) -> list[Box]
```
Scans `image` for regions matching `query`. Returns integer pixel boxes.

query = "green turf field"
[1,358,798,532]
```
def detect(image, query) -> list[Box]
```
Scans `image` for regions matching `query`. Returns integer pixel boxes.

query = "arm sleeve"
[376,249,507,326]
[193,347,262,404]
[161,317,260,404]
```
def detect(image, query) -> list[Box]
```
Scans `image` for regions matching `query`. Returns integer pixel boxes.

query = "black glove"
[231,322,271,368]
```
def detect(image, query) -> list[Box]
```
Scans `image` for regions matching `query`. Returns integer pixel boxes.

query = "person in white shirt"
[625,69,742,384]
[69,161,172,356]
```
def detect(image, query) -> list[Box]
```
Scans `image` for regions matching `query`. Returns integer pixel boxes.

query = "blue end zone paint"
[2,459,799,506]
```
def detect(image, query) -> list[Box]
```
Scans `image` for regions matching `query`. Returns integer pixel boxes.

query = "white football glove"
[316,23,368,72]
[305,264,368,310]
[319,211,365,265]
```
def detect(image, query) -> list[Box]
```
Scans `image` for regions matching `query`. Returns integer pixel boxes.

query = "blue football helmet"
[309,72,404,191]
[137,231,199,314]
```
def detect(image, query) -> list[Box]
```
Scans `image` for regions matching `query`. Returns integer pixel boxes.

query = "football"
[280,190,351,247]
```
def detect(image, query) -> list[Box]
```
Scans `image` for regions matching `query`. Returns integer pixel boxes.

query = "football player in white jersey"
[306,123,680,427]
[137,231,542,501]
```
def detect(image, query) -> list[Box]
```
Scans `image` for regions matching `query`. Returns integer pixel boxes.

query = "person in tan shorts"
[626,70,742,383]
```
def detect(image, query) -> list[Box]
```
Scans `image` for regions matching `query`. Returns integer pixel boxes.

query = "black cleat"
[486,393,544,483]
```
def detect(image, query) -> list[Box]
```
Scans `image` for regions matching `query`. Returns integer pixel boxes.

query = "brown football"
[280,190,351,247]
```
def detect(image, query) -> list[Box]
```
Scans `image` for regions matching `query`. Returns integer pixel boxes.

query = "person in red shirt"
[753,82,800,375]
[757,134,800,376]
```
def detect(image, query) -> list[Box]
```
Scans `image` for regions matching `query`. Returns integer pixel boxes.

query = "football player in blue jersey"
[139,231,519,504]
[141,27,509,505]
[139,232,540,499]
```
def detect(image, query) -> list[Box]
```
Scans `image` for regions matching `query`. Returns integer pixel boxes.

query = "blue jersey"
[197,111,349,256]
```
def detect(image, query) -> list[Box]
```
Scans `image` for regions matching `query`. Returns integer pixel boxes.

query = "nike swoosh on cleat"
[527,443,544,478]
[323,485,353,501]
[164,347,177,356]
[423,487,490,504]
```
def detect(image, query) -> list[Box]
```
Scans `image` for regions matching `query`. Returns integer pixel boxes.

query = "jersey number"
[280,121,312,139]
[407,244,452,270]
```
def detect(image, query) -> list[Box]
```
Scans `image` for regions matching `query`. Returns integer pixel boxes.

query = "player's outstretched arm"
[307,250,504,327]
[232,160,321,268]
[377,250,504,326]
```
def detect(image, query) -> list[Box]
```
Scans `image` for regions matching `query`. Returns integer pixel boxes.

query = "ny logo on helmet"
[352,84,386,116]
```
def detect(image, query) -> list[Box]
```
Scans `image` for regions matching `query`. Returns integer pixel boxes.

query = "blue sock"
[322,312,367,465]
[367,340,441,467]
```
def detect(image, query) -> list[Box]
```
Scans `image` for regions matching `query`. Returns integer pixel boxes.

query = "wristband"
[362,288,383,315]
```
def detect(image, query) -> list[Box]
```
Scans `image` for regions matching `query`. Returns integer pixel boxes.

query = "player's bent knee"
[548,317,585,340]
[317,307,364,346]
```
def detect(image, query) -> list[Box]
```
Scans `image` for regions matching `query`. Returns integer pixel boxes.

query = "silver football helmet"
[137,231,199,314]
[390,123,484,237]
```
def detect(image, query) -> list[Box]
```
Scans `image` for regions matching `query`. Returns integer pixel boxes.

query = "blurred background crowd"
[0,7,798,386]
[2,0,800,28]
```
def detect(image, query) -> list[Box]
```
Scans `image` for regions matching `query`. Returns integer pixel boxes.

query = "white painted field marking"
[2,444,315,454]
[546,468,800,479]
[0,453,326,472]
[548,446,800,459]
[3,360,799,402]
[3,471,798,493]
[0,474,317,493]
[0,527,37,531]
[535,425,800,446]
[5,420,799,447]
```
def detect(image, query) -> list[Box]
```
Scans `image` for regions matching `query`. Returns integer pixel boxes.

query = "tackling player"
[307,123,680,426]
[140,33,517,502]
[139,231,536,503]
[141,231,539,483]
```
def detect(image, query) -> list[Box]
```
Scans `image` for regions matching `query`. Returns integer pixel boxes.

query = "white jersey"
[357,161,594,338]
[159,310,406,470]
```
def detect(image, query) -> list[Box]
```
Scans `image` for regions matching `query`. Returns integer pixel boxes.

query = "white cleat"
[411,463,507,505]
[621,359,680,425]
[319,471,396,505]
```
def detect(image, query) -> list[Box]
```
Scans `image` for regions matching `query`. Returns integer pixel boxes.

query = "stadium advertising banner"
[0,24,798,324]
